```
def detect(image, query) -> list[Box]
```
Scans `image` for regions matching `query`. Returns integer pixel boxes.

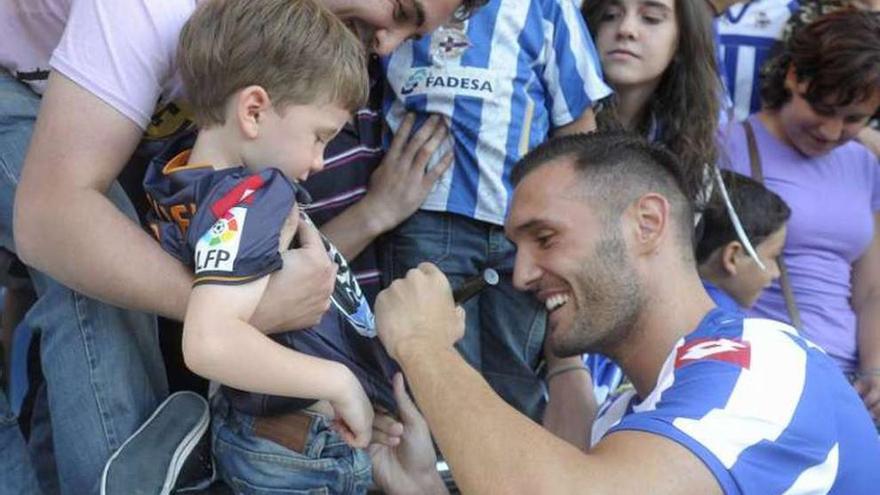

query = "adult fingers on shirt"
[424,151,453,188]
[386,113,417,160]
[412,117,449,171]
[266,249,335,330]
[402,115,445,167]
[277,204,300,252]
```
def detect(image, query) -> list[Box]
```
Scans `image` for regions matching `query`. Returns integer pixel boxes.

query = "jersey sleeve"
[187,169,296,286]
[50,0,192,129]
[605,321,839,495]
[540,0,612,128]
[606,360,744,495]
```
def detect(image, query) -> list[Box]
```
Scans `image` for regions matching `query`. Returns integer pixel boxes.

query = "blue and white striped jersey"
[382,0,611,225]
[717,0,798,122]
[592,309,880,494]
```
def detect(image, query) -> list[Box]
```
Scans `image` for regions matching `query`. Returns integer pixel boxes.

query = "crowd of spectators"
[1,0,879,493]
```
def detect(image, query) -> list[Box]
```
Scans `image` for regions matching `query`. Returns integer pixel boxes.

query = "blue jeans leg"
[384,211,546,420]
[0,71,43,495]
[0,389,41,495]
[383,210,484,371]
[481,227,546,420]
[211,394,372,494]
[0,72,168,494]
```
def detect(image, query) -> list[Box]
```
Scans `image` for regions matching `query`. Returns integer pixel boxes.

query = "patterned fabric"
[381,0,611,225]
[143,135,396,414]
[593,309,880,494]
[716,0,799,121]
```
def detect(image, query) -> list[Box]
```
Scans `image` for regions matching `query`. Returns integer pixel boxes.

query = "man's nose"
[512,249,541,292]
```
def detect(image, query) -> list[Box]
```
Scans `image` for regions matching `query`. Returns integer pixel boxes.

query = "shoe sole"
[100,391,210,495]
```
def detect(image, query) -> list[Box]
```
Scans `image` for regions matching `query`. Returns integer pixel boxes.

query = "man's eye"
[536,234,554,248]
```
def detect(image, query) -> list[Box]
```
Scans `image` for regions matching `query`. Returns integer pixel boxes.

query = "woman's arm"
[853,213,880,420]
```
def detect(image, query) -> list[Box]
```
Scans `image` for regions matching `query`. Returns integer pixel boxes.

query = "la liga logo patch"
[195,207,247,273]
[207,210,240,246]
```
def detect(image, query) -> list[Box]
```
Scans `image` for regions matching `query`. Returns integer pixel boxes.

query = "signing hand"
[375,263,465,362]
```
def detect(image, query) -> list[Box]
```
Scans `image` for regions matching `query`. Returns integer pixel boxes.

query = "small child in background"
[142,0,395,491]
[696,170,791,310]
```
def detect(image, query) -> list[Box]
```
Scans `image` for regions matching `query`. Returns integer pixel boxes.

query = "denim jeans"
[0,72,168,494]
[0,389,41,495]
[212,394,372,494]
[383,210,547,420]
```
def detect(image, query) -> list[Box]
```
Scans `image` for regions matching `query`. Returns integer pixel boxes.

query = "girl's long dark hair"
[583,0,721,203]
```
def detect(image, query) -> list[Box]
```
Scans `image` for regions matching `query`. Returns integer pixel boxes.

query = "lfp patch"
[195,207,247,273]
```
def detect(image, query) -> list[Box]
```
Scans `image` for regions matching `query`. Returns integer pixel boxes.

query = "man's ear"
[720,241,744,276]
[236,85,272,140]
[630,193,670,255]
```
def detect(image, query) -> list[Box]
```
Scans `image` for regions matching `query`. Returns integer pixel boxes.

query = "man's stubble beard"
[552,228,645,358]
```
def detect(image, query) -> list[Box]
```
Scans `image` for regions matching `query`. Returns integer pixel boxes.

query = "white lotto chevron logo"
[679,339,747,362]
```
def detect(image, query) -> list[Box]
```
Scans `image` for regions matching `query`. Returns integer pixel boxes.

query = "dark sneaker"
[101,391,211,495]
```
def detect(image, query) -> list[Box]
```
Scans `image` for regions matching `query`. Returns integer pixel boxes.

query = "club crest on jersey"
[675,337,751,370]
[195,207,247,273]
[430,24,471,63]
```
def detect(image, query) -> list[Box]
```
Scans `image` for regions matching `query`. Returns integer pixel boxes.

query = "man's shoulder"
[600,313,875,494]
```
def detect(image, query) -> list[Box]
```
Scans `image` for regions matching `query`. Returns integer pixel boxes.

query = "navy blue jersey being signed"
[144,134,395,414]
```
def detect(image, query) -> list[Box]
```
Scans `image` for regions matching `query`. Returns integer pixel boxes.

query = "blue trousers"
[0,72,168,494]
[384,210,547,420]
[212,394,372,494]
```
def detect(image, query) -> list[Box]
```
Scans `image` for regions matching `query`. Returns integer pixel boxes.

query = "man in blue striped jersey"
[717,0,798,121]
[715,0,799,121]
[370,132,880,495]
[380,0,612,420]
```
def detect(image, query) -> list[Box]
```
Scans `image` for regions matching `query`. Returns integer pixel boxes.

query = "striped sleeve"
[539,0,611,128]
[607,319,842,494]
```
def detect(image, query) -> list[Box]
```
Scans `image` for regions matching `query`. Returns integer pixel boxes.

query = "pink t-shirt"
[721,116,880,371]
[1,0,195,130]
